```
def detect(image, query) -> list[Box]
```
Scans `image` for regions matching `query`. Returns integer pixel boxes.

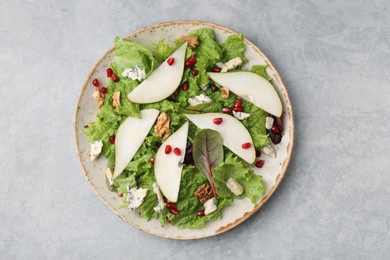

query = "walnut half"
[180,35,199,49]
[93,90,105,109]
[195,184,214,204]
[113,91,121,110]
[154,112,172,140]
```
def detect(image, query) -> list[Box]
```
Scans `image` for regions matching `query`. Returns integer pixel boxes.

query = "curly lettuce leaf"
[212,155,265,204]
[251,65,272,82]
[241,101,270,148]
[152,39,183,63]
[221,33,246,63]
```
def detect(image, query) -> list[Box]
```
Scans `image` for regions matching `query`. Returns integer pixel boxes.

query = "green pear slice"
[154,122,189,202]
[207,71,283,117]
[127,42,188,104]
[113,109,160,179]
[185,113,255,164]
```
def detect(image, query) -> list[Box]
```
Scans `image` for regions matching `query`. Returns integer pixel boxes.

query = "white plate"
[74,21,294,239]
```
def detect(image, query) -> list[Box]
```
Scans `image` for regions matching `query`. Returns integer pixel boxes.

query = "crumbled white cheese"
[152,182,165,214]
[204,197,218,215]
[122,65,146,81]
[265,116,274,130]
[188,94,212,106]
[225,57,243,70]
[105,168,114,186]
[226,177,244,196]
[90,141,103,161]
[233,111,251,120]
[261,144,276,158]
[216,62,228,72]
[127,187,148,210]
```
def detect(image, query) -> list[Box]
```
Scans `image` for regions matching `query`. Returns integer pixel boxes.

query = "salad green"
[84,28,275,229]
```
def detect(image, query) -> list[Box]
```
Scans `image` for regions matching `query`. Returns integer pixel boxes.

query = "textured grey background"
[1,0,389,259]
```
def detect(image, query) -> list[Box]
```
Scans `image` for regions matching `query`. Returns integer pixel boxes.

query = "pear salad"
[84,28,283,229]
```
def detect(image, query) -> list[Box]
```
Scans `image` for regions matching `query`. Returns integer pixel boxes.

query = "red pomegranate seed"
[167,57,175,65]
[92,78,100,87]
[212,67,220,72]
[185,60,194,67]
[213,117,223,125]
[189,55,196,63]
[233,107,243,112]
[256,160,265,168]
[166,218,171,224]
[222,107,231,114]
[166,203,176,210]
[100,87,108,94]
[150,158,155,164]
[234,99,242,108]
[109,135,115,144]
[211,85,218,92]
[165,145,172,154]
[191,70,198,76]
[182,82,189,91]
[106,68,113,77]
[169,209,179,215]
[174,148,181,156]
[174,88,180,96]
[111,73,119,82]
[242,142,251,149]
[271,126,280,134]
[197,210,205,217]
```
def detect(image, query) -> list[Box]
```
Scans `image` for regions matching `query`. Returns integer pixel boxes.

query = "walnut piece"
[194,184,214,204]
[221,87,229,99]
[180,35,199,49]
[93,90,105,109]
[113,91,121,110]
[154,112,172,140]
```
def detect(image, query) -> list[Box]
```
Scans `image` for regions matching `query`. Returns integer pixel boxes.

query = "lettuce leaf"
[241,101,270,148]
[151,39,183,63]
[213,155,265,204]
[251,65,272,82]
[221,33,246,63]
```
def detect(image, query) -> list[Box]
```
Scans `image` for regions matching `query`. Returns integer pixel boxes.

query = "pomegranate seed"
[213,118,223,125]
[211,85,218,92]
[189,55,196,63]
[169,209,179,215]
[256,160,265,168]
[174,88,180,96]
[166,203,176,210]
[233,107,243,112]
[191,70,198,76]
[212,67,220,72]
[165,145,172,154]
[174,148,181,156]
[166,218,171,224]
[106,68,113,77]
[242,142,251,149]
[167,57,175,65]
[150,158,155,164]
[163,196,168,202]
[100,87,108,94]
[111,73,119,82]
[109,135,115,144]
[222,107,231,114]
[256,150,261,157]
[234,99,242,108]
[92,78,100,87]
[185,60,194,67]
[197,210,205,217]
[271,126,280,134]
[155,142,162,148]
[182,82,189,91]
[84,125,89,128]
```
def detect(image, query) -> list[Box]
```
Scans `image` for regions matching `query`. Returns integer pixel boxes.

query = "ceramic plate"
[74,21,294,239]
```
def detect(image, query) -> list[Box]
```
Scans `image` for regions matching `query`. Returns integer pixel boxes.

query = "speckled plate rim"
[74,20,295,240]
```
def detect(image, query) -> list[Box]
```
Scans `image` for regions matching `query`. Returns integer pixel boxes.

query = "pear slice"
[127,42,188,104]
[185,113,255,164]
[154,122,189,202]
[113,109,160,179]
[207,71,283,117]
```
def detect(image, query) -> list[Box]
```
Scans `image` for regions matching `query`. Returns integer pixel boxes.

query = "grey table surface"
[1,0,389,259]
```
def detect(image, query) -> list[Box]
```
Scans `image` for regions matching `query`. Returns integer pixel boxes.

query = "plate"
[74,21,294,239]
